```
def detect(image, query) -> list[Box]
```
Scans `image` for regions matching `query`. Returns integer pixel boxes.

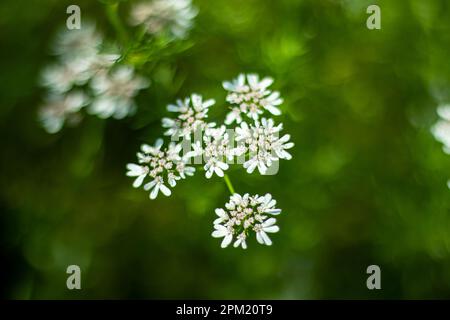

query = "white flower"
[40,22,121,94]
[212,193,281,248]
[52,22,102,58]
[126,139,195,199]
[126,163,150,188]
[223,73,283,124]
[254,218,279,246]
[84,53,120,76]
[38,91,88,133]
[198,126,233,178]
[224,106,243,125]
[129,0,197,39]
[40,60,92,93]
[235,118,294,174]
[432,104,450,154]
[90,66,149,119]
[212,224,233,248]
[162,94,216,140]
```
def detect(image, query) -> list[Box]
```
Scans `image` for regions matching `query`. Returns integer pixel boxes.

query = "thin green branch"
[105,2,128,45]
[223,174,235,195]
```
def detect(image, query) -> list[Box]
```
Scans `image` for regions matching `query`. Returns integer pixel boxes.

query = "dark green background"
[1,0,450,299]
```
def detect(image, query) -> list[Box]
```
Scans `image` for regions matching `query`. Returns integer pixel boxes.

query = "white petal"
[126,163,142,176]
[159,183,172,196]
[264,226,280,233]
[215,208,227,218]
[132,174,146,188]
[167,104,180,112]
[222,81,235,91]
[203,99,215,109]
[256,232,264,244]
[205,168,213,179]
[149,184,160,199]
[212,228,227,238]
[221,233,233,248]
[265,105,282,115]
[216,161,229,170]
[247,74,259,88]
[214,167,224,177]
[260,231,272,245]
[144,180,156,191]
[263,218,277,227]
[266,209,281,215]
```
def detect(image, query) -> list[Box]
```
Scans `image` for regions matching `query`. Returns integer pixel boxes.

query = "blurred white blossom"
[212,193,281,248]
[130,0,197,39]
[40,60,92,94]
[223,74,283,124]
[126,139,195,199]
[38,91,88,134]
[39,22,148,133]
[89,66,149,119]
[162,94,215,140]
[52,22,101,58]
[432,104,450,154]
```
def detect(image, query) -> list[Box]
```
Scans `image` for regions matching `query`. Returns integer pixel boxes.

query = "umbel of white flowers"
[38,23,149,133]
[212,193,281,248]
[38,0,198,134]
[126,74,293,248]
[130,0,197,39]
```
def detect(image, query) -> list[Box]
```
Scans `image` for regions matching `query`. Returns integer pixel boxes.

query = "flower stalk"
[223,174,235,195]
[105,3,128,44]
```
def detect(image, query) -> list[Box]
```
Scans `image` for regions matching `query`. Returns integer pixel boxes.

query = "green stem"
[105,3,128,45]
[119,26,148,65]
[223,174,235,195]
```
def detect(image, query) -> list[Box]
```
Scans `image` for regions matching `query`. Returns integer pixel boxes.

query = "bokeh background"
[1,0,450,299]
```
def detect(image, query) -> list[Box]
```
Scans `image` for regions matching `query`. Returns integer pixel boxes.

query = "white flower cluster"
[235,118,294,174]
[130,0,197,39]
[212,193,281,248]
[126,139,195,199]
[200,126,234,178]
[162,94,216,140]
[39,23,149,133]
[126,74,292,248]
[223,74,283,124]
[431,104,450,154]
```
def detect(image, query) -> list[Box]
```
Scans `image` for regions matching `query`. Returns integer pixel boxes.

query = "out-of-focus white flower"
[432,104,450,154]
[40,21,120,95]
[39,21,149,134]
[90,66,149,119]
[40,61,92,93]
[84,53,121,76]
[223,74,283,124]
[212,193,281,248]
[162,94,216,140]
[235,118,294,174]
[126,139,195,199]
[130,0,197,39]
[52,22,102,58]
[38,91,88,134]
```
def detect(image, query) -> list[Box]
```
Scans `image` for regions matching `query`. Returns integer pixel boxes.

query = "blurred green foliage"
[1,0,450,299]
